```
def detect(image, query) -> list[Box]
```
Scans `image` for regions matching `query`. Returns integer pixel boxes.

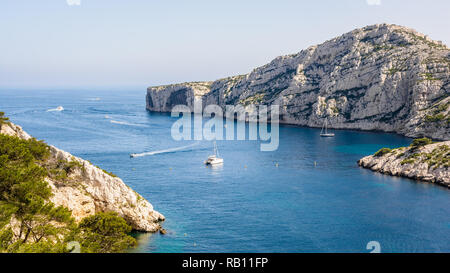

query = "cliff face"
[358,141,450,187]
[0,122,164,232]
[147,24,450,140]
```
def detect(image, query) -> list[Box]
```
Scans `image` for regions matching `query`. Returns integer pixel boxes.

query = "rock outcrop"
[147,23,450,140]
[0,121,32,140]
[358,141,450,187]
[0,122,164,232]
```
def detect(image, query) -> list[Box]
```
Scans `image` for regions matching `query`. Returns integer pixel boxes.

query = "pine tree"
[0,123,138,253]
[72,212,137,253]
[0,112,9,129]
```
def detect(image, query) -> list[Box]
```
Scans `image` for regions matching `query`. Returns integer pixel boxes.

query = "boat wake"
[130,142,200,158]
[110,120,146,127]
[47,106,64,112]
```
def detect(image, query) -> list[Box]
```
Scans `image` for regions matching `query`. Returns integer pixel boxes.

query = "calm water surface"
[1,89,449,253]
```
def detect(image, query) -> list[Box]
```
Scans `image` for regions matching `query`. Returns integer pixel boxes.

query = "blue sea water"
[1,89,449,253]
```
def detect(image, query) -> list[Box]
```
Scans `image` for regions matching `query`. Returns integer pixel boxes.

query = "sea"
[1,88,449,253]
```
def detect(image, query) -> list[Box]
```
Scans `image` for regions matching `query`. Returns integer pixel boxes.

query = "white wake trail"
[110,120,147,127]
[130,142,200,158]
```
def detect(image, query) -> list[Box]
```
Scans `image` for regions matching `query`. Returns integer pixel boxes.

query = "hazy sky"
[1,0,449,89]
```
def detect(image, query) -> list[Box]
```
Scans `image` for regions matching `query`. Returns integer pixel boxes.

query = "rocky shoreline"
[358,140,450,188]
[0,122,165,232]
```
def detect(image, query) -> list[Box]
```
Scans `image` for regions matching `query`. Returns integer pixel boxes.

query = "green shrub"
[401,159,416,165]
[94,165,118,177]
[26,138,50,161]
[0,112,9,127]
[46,158,84,182]
[374,148,392,157]
[71,212,137,253]
[423,145,450,169]
[101,169,117,178]
[434,103,449,114]
[425,114,445,123]
[410,138,433,148]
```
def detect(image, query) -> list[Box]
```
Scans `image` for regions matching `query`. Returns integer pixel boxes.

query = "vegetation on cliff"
[374,148,392,157]
[373,138,448,168]
[410,137,434,149]
[0,112,9,128]
[69,212,137,253]
[0,129,137,253]
[398,138,449,168]
[359,138,449,186]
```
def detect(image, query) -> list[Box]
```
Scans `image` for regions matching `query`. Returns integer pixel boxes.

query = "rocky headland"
[146,23,449,185]
[147,23,449,140]
[358,139,449,187]
[0,121,164,232]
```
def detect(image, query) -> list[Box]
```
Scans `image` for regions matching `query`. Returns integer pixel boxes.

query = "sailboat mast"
[321,119,325,134]
[214,141,219,157]
[319,117,335,137]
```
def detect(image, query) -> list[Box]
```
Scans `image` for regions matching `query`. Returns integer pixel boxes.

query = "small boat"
[47,106,64,112]
[205,141,223,165]
[320,118,335,137]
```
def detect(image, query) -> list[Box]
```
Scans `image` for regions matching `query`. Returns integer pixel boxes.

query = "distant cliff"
[0,122,164,232]
[358,140,449,188]
[147,24,449,140]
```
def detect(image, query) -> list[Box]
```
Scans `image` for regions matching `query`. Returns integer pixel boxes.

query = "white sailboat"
[320,118,335,137]
[204,141,223,165]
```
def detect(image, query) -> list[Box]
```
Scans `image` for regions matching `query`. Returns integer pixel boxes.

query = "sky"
[1,0,449,89]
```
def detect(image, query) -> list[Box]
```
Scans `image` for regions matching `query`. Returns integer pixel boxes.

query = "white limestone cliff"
[146,24,450,140]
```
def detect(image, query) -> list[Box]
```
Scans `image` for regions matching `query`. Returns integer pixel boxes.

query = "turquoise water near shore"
[1,89,449,253]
